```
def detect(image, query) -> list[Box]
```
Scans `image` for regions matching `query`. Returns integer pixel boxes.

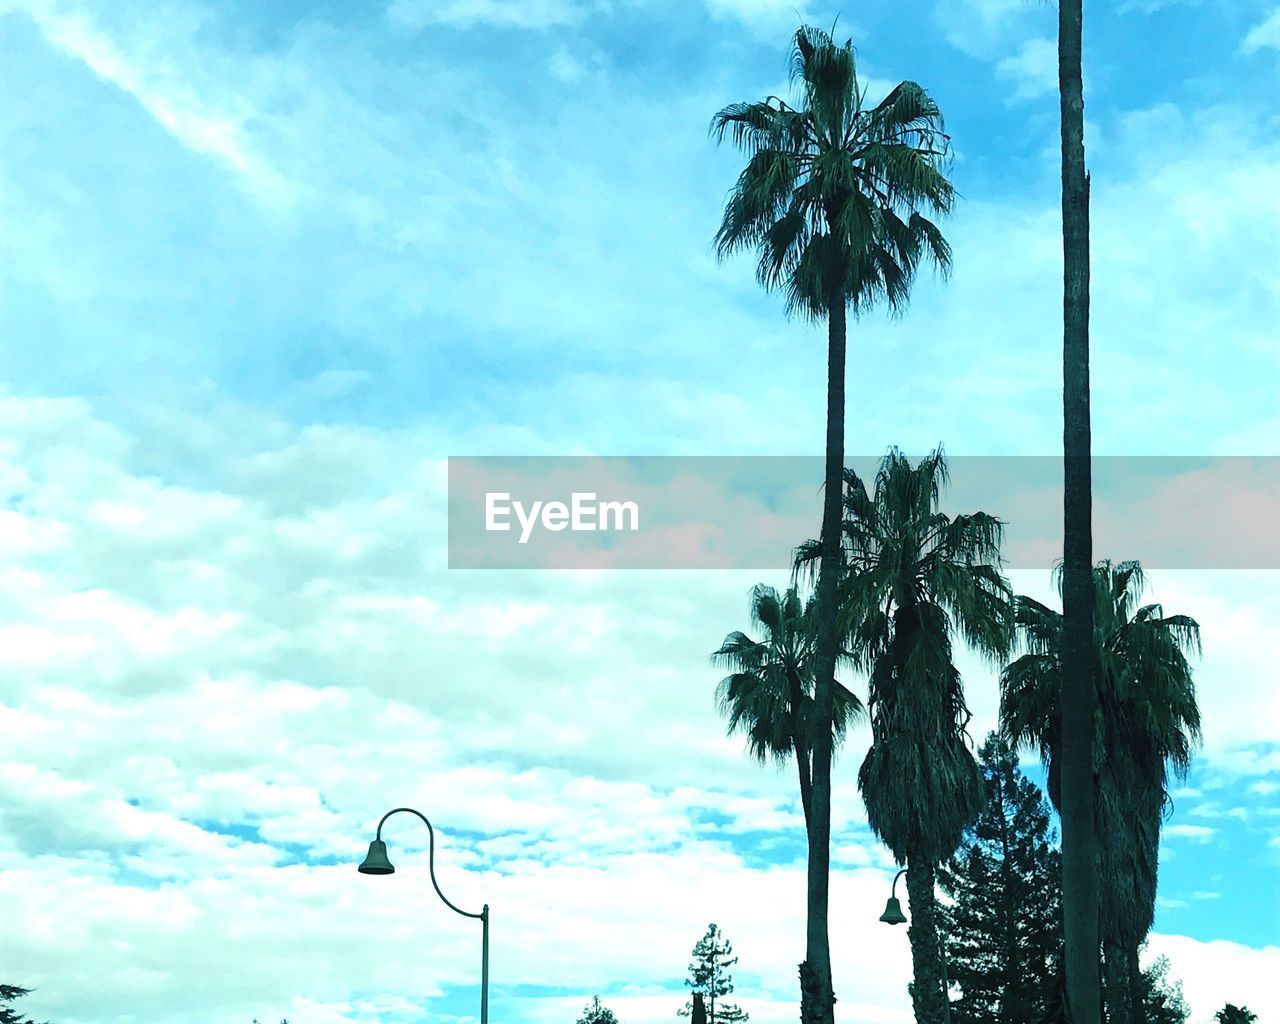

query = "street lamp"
[879,867,955,1022]
[358,806,490,1024]
[879,867,908,926]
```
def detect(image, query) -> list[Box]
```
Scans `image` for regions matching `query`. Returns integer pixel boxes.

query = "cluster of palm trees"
[710,29,956,1020]
[712,452,1201,1024]
[709,5,1117,1019]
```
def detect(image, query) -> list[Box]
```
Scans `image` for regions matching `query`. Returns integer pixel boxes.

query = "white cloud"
[0,385,1275,1021]
[995,36,1057,100]
[1146,934,1280,1023]
[934,0,1050,59]
[1241,6,1280,52]
[18,2,293,204]
[702,0,821,32]
[1163,824,1218,843]
[1117,0,1197,13]
[386,0,590,30]
[2,1,1278,1019]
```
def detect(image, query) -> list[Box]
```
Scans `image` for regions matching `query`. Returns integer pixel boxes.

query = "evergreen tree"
[0,984,49,1024]
[678,924,749,1024]
[938,733,1062,1024]
[1215,1005,1257,1024]
[577,996,620,1024]
[1138,954,1189,1024]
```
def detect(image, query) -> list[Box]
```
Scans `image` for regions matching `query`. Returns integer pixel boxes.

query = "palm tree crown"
[797,448,1011,1024]
[711,24,956,320]
[799,448,1012,863]
[710,27,959,1023]
[712,583,862,822]
[1001,559,1201,1024]
[1001,560,1201,818]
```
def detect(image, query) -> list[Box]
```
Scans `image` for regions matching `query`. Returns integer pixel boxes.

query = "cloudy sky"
[1,0,1278,1022]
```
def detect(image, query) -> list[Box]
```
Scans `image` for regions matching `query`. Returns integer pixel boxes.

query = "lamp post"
[879,867,908,926]
[358,806,489,1024]
[879,867,953,1024]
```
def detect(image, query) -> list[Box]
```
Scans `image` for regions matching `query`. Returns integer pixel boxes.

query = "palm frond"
[711,24,955,321]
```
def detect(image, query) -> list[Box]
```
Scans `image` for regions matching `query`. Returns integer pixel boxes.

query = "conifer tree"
[1138,953,1189,1024]
[577,996,620,1024]
[938,733,1062,1024]
[0,984,50,1024]
[678,924,749,1024]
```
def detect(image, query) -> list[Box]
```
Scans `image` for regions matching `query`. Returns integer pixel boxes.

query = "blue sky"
[1,0,1278,1022]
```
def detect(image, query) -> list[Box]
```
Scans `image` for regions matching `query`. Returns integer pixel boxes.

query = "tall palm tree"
[711,28,955,1022]
[1056,0,1098,1016]
[712,584,863,826]
[1001,561,1201,1024]
[798,449,1012,1024]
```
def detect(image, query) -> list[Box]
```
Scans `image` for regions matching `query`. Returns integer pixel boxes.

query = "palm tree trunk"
[906,853,950,1024]
[1103,938,1130,1024]
[789,667,813,825]
[1057,0,1099,1019]
[801,296,846,1024]
[794,736,813,827]
[1125,942,1144,1024]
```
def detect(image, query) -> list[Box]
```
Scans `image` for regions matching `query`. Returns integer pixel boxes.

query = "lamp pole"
[358,806,489,1024]
[879,866,952,1024]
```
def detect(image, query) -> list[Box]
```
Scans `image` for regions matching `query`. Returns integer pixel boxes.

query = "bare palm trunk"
[789,667,813,826]
[906,853,950,1024]
[801,297,845,1024]
[1125,943,1144,1024]
[1103,939,1131,1024]
[1058,0,1099,1020]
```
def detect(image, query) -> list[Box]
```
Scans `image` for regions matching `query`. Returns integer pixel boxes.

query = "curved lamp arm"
[890,867,907,898]
[366,806,490,1024]
[373,806,486,921]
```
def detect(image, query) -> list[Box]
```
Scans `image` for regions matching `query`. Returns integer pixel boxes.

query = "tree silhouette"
[1138,954,1189,1024]
[0,984,50,1024]
[712,583,862,825]
[1055,0,1099,1012]
[797,448,1012,1024]
[938,733,1062,1024]
[1002,560,1201,1024]
[711,25,955,1023]
[678,924,749,1024]
[577,996,620,1024]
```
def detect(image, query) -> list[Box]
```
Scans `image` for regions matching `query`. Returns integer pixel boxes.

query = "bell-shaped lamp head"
[358,838,395,875]
[879,895,907,926]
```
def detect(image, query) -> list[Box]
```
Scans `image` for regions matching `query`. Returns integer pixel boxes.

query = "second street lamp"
[358,806,490,1024]
[879,867,908,926]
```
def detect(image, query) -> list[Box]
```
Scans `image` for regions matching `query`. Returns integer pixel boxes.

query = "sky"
[1,0,1278,1022]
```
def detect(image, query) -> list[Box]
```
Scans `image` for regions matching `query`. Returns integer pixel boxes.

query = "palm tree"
[711,27,955,1022]
[798,449,1012,1024]
[1001,560,1201,1024]
[1056,0,1098,1016]
[713,583,863,826]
